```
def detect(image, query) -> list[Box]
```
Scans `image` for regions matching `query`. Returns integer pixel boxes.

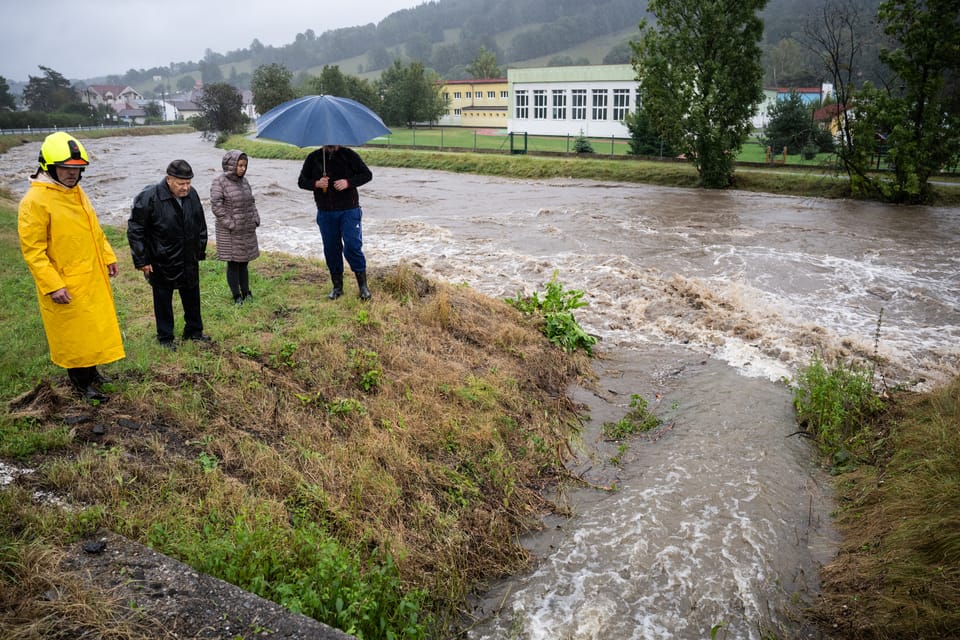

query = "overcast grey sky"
[2,0,424,83]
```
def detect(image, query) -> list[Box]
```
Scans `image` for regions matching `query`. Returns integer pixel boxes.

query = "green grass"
[810,376,960,638]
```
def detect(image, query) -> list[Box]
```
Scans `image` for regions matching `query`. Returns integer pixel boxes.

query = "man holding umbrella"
[298,144,373,300]
[257,94,389,301]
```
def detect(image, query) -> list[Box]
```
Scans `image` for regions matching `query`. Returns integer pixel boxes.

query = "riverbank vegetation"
[791,339,960,638]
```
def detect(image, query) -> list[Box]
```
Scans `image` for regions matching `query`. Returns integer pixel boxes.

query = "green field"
[366,126,837,166]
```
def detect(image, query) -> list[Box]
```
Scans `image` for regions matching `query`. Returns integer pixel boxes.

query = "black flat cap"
[166,159,194,179]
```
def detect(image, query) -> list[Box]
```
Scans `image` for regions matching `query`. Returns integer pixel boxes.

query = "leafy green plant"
[327,397,366,416]
[197,452,219,473]
[350,349,383,392]
[791,353,885,458]
[601,394,661,440]
[270,341,298,368]
[505,271,597,355]
[172,515,430,639]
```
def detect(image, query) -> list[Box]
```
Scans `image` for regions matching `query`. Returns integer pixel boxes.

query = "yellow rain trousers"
[18,177,125,369]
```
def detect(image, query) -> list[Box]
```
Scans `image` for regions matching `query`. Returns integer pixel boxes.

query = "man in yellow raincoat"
[18,132,125,401]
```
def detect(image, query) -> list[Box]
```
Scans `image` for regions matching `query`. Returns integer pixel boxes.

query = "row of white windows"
[447,90,510,100]
[451,110,506,116]
[515,88,640,121]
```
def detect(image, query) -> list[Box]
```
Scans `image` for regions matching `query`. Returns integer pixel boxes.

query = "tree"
[764,91,817,155]
[632,0,767,188]
[22,66,77,112]
[367,47,392,72]
[297,66,380,111]
[251,63,295,115]
[863,0,960,203]
[376,60,446,127]
[625,109,676,157]
[0,76,16,110]
[197,82,248,134]
[801,0,876,194]
[143,101,163,120]
[405,33,434,62]
[466,46,502,79]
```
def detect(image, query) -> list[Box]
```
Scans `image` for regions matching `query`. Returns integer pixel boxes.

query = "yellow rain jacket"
[18,175,125,369]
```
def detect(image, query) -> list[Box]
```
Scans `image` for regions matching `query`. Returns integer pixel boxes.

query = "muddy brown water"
[3,133,958,639]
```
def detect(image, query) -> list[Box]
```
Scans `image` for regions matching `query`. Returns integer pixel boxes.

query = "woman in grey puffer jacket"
[211,150,260,305]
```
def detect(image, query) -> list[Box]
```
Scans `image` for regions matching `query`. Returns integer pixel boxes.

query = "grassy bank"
[818,376,960,638]
[0,192,592,638]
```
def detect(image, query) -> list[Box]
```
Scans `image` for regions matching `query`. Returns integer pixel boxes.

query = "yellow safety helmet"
[38,132,89,172]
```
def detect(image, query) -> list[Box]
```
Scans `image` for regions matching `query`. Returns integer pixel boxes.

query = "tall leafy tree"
[856,0,960,203]
[199,58,224,85]
[197,82,247,134]
[376,60,446,127]
[632,0,768,188]
[22,66,77,113]
[251,63,295,115]
[801,0,875,191]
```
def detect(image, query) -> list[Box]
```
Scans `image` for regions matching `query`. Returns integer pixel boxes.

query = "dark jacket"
[127,179,208,289]
[297,146,372,211]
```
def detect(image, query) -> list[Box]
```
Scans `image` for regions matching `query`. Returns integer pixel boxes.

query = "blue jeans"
[316,207,366,274]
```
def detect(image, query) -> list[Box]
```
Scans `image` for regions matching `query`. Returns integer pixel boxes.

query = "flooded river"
[2,133,958,639]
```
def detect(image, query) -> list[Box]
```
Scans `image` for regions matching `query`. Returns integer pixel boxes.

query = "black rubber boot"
[328,273,344,300]
[356,271,371,300]
[68,367,108,402]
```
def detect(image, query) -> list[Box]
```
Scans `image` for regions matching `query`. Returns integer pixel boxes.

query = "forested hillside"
[102,0,887,94]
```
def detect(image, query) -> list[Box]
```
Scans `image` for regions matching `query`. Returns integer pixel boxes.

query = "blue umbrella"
[255,95,390,148]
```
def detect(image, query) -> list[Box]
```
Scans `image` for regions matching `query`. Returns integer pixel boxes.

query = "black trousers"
[152,283,203,343]
[226,261,250,298]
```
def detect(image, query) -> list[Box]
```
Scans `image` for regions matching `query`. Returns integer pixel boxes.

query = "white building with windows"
[507,65,637,138]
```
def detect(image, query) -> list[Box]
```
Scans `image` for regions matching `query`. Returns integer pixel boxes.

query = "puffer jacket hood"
[221,150,246,181]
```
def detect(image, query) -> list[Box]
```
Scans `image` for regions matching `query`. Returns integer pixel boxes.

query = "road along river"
[2,133,958,639]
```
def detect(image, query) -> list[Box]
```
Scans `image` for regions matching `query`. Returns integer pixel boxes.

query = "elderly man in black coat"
[127,159,210,350]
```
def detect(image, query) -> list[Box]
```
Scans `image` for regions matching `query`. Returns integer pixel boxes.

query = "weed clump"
[506,270,598,355]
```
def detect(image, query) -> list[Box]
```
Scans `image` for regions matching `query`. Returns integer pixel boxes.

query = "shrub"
[506,271,597,355]
[791,354,885,458]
